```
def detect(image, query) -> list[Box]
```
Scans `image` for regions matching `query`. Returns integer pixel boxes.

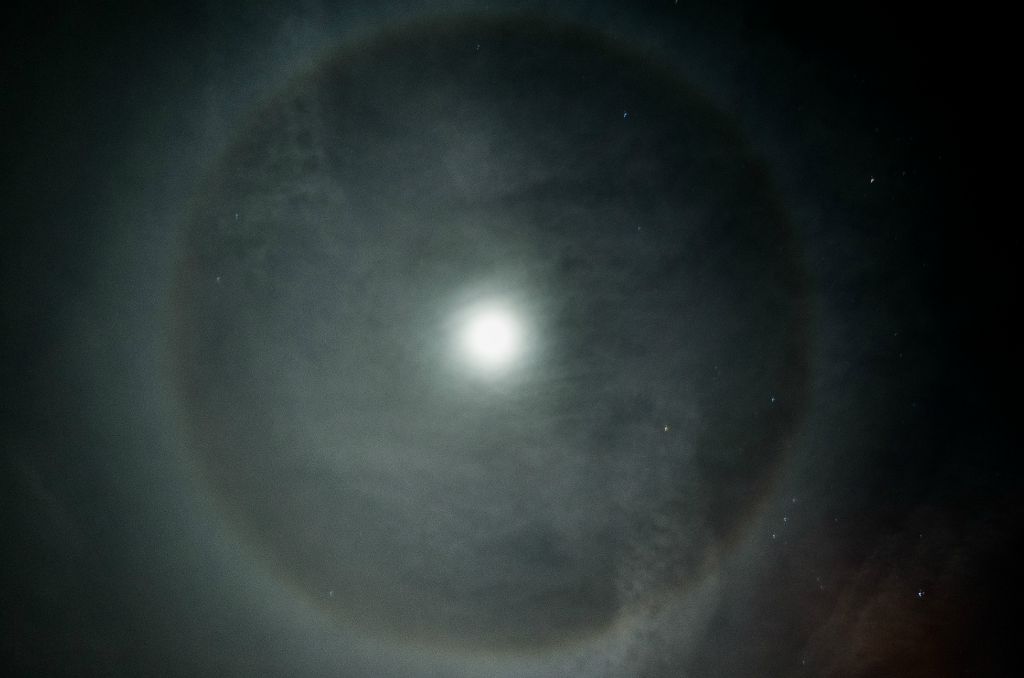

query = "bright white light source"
[460,306,522,370]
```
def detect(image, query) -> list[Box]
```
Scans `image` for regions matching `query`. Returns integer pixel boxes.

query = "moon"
[458,304,524,372]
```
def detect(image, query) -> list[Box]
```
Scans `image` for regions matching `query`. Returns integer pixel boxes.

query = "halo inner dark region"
[174,18,808,649]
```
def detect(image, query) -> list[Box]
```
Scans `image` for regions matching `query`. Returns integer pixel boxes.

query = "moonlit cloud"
[3,3,1004,677]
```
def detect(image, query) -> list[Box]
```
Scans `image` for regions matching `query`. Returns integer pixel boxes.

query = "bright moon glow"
[460,306,522,370]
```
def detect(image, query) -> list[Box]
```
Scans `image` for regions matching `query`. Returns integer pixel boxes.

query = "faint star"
[917,589,925,598]
[869,176,875,184]
[623,110,629,119]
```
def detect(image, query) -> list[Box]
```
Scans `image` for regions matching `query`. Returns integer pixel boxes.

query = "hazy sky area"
[2,2,1013,677]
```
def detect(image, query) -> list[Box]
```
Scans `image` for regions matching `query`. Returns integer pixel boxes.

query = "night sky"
[2,2,1015,676]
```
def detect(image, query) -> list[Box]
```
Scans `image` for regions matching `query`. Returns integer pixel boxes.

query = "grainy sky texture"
[2,2,1014,677]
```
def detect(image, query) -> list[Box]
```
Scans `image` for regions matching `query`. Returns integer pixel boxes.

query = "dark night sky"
[2,2,1016,676]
